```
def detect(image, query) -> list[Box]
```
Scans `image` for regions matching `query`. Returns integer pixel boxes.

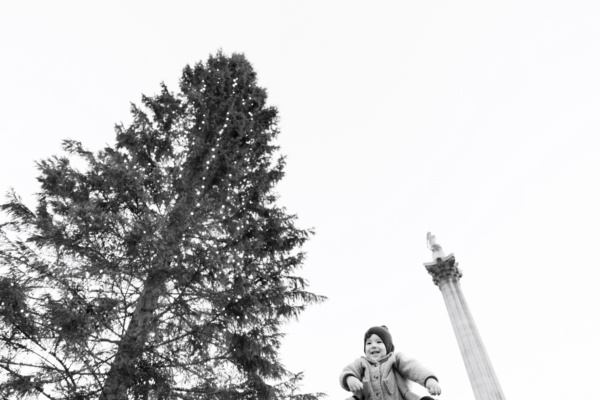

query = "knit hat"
[364,325,395,354]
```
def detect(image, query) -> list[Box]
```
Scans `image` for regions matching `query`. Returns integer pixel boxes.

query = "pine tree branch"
[0,363,58,400]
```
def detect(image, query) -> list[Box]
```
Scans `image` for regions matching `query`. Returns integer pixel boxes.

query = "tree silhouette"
[0,52,324,400]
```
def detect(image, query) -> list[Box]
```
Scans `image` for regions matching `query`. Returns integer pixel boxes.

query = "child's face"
[365,333,387,361]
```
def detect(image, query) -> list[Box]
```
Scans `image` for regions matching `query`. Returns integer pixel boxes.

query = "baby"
[339,326,441,400]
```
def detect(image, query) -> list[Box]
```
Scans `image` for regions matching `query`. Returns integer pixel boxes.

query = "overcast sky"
[1,1,600,399]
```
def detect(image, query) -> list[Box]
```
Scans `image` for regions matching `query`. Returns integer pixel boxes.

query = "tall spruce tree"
[0,52,324,400]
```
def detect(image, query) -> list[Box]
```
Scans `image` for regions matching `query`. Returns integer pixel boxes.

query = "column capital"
[424,254,462,286]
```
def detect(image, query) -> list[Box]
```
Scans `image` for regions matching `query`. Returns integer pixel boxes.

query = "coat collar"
[362,352,393,365]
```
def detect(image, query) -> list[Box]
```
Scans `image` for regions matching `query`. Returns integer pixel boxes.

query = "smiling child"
[340,326,441,400]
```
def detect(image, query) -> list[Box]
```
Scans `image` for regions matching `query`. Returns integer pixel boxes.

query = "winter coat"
[339,352,437,400]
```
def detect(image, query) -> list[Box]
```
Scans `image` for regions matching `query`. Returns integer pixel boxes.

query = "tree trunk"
[100,202,189,399]
[100,274,164,400]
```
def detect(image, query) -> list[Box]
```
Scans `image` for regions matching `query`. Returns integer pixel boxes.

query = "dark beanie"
[364,325,395,354]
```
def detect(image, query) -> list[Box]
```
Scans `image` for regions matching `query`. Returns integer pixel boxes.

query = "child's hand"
[426,378,441,396]
[346,376,363,392]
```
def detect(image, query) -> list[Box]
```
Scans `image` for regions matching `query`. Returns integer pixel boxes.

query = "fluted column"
[424,233,505,400]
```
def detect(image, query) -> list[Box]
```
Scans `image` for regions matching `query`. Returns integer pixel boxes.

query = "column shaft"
[439,278,505,400]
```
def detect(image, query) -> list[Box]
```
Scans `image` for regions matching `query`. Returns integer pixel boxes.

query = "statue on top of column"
[426,232,447,261]
[426,232,442,251]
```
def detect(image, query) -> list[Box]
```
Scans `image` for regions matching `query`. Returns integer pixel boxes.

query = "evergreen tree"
[0,52,324,400]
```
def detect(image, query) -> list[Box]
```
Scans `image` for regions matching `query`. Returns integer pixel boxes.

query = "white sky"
[1,1,600,399]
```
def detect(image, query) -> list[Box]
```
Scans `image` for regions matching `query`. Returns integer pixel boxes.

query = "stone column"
[424,233,505,400]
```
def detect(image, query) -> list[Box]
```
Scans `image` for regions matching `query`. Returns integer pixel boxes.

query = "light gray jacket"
[340,352,436,400]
